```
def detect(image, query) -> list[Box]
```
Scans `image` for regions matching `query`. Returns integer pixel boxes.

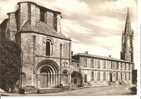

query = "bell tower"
[120,8,134,62]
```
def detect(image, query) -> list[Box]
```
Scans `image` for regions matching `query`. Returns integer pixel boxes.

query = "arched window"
[63,70,68,76]
[46,41,50,56]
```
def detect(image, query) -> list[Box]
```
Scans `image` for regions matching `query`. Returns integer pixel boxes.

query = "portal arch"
[36,60,59,88]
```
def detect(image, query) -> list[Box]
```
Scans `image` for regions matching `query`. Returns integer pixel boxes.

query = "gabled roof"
[20,21,71,41]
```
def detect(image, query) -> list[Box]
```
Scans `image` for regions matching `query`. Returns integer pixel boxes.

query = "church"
[0,1,135,92]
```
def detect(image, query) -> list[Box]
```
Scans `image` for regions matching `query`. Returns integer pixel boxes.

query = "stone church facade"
[0,1,135,90]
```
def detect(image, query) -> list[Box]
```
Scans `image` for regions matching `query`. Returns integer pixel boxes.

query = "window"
[129,72,130,80]
[84,58,87,67]
[46,41,50,56]
[97,60,100,68]
[97,71,100,81]
[129,64,131,70]
[124,63,126,70]
[116,72,118,81]
[40,8,46,22]
[91,71,94,80]
[28,3,31,23]
[103,72,106,80]
[84,74,87,82]
[123,72,126,80]
[91,59,94,68]
[53,13,57,31]
[47,11,54,27]
[116,62,119,69]
[103,60,106,69]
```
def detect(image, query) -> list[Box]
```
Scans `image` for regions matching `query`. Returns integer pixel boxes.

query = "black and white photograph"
[0,0,139,97]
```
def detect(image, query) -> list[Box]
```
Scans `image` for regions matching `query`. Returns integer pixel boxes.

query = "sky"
[0,0,137,60]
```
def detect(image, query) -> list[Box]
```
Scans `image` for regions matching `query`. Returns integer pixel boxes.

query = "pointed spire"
[120,8,134,62]
[124,8,132,34]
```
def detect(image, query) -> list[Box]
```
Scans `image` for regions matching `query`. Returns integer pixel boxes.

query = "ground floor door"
[71,71,83,87]
[37,62,59,88]
[110,73,113,82]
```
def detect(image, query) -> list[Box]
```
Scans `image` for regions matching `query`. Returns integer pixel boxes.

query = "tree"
[0,41,21,92]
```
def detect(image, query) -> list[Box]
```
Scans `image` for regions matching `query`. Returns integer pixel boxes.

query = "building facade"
[0,1,75,89]
[72,52,134,86]
[0,1,135,91]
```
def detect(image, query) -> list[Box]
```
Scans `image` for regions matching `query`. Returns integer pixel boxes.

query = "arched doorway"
[71,71,82,87]
[36,60,59,89]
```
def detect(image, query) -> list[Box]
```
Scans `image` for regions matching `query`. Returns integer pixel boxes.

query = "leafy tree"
[0,41,21,92]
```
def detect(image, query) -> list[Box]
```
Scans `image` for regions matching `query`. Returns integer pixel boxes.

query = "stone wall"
[18,2,61,32]
[20,33,71,87]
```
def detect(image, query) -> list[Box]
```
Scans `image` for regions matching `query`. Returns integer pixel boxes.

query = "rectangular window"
[116,62,119,69]
[129,72,130,80]
[28,3,31,23]
[91,59,94,68]
[97,71,100,81]
[47,11,54,27]
[116,72,118,81]
[125,72,127,80]
[103,60,106,69]
[53,13,57,31]
[94,59,97,68]
[124,63,127,70]
[100,60,103,69]
[97,60,100,68]
[129,64,131,70]
[103,72,106,81]
[40,8,46,22]
[91,71,94,80]
[84,74,87,82]
[84,58,87,67]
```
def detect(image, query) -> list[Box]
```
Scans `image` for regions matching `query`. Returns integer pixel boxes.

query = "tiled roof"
[20,21,71,40]
[74,53,133,63]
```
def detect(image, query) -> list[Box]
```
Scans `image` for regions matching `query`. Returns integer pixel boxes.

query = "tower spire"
[124,8,132,34]
[120,8,134,62]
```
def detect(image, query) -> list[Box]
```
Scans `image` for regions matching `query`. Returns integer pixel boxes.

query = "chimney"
[85,51,88,54]
[109,55,111,57]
